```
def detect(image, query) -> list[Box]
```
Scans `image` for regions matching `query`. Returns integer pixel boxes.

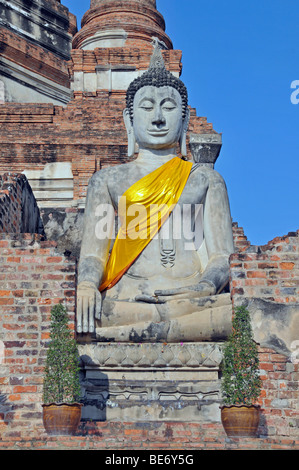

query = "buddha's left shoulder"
[191,164,226,185]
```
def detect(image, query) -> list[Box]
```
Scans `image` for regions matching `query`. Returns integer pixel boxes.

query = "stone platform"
[79,342,224,423]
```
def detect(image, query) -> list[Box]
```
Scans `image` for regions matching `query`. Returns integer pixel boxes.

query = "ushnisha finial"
[149,40,166,71]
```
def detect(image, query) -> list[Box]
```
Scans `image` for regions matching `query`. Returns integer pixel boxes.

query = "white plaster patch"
[81,29,128,50]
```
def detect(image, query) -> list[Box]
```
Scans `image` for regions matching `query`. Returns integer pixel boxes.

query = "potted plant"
[220,305,262,438]
[42,303,82,436]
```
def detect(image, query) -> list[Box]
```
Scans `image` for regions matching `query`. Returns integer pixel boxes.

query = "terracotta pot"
[220,404,261,438]
[42,403,83,436]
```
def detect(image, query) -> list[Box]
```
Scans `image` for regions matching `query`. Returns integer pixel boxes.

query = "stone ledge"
[79,342,223,370]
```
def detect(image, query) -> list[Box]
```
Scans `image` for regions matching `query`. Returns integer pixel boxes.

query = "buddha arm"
[199,170,235,293]
[76,172,114,333]
[78,172,114,288]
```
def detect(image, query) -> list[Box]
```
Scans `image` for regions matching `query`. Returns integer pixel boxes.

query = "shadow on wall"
[258,411,270,438]
[79,361,109,431]
[21,177,45,236]
[0,173,45,237]
[0,393,13,429]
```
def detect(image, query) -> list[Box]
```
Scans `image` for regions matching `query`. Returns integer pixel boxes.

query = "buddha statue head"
[124,46,190,157]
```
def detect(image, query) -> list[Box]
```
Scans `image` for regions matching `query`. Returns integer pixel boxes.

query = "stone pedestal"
[79,342,224,423]
[189,133,222,166]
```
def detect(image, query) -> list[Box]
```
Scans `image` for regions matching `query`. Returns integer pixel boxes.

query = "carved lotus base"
[79,342,224,422]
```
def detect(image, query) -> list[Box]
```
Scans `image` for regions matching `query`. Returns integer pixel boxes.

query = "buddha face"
[132,86,183,151]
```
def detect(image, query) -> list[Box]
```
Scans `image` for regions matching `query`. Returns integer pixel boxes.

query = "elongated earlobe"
[180,108,190,157]
[123,108,136,158]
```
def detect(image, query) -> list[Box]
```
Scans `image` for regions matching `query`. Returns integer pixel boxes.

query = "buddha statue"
[76,47,235,342]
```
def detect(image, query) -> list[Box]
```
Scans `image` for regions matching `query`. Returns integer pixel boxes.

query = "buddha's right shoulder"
[88,165,122,186]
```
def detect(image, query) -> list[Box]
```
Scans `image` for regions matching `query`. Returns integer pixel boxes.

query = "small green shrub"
[221,305,262,406]
[43,304,81,404]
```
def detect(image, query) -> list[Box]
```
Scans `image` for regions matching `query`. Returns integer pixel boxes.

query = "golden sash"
[99,157,192,292]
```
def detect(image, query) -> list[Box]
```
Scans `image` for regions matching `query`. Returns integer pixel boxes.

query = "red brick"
[260,363,275,371]
[3,323,24,331]
[0,290,11,296]
[12,290,23,297]
[0,298,13,305]
[247,270,267,278]
[46,257,63,263]
[8,395,21,402]
[244,279,266,286]
[258,262,278,269]
[7,257,21,263]
[280,262,295,270]
[12,386,37,394]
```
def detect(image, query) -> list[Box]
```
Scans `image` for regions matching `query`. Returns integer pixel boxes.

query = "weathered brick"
[0,298,13,305]
[0,290,11,297]
[280,262,295,270]
[46,257,63,263]
[247,270,267,279]
[230,230,298,306]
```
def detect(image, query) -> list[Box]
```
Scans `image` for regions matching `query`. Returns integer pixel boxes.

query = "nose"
[152,106,166,126]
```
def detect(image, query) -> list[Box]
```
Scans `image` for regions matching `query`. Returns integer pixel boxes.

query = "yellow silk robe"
[100,157,192,291]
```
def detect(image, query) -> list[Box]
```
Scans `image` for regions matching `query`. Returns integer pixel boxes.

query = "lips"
[148,129,169,136]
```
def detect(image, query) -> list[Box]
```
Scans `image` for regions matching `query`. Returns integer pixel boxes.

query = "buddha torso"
[100,158,212,302]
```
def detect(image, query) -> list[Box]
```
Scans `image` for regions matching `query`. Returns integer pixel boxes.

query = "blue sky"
[63,0,298,246]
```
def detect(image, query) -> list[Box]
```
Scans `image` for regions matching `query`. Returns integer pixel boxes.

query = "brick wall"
[0,233,76,439]
[0,342,298,449]
[0,204,298,448]
[0,28,71,89]
[258,348,299,439]
[232,221,251,252]
[0,173,43,235]
[0,233,298,448]
[0,96,218,202]
[230,230,299,304]
[69,48,182,76]
[227,228,299,447]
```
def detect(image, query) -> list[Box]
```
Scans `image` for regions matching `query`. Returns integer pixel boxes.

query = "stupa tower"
[73,0,172,50]
[69,0,182,97]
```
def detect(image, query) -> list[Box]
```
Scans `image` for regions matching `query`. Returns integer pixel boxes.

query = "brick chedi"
[0,0,77,105]
[73,0,173,50]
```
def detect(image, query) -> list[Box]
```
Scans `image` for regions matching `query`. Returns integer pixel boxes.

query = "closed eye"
[139,99,154,111]
[140,106,154,111]
[162,105,176,111]
[161,99,177,111]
